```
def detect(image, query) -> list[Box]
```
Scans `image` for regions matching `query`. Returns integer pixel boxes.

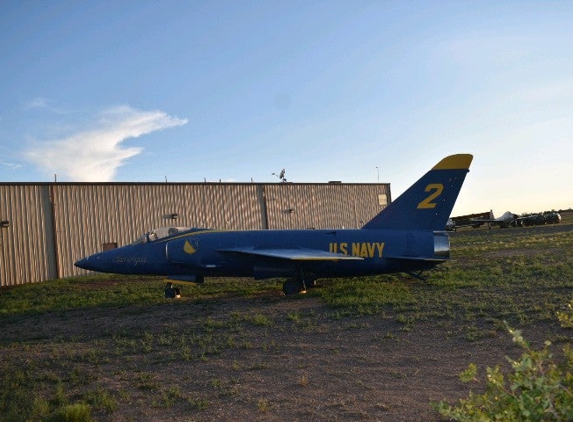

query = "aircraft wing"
[470,212,516,225]
[385,255,448,262]
[469,218,514,228]
[218,247,364,261]
[469,217,505,224]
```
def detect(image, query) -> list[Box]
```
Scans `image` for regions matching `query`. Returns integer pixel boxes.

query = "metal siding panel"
[165,184,204,228]
[0,185,55,286]
[203,185,221,228]
[352,184,390,228]
[264,184,389,230]
[265,184,297,229]
[54,184,139,278]
[194,184,261,230]
[234,184,265,229]
[313,185,353,229]
[54,185,94,278]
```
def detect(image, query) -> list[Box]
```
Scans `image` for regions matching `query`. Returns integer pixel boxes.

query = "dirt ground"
[3,287,565,422]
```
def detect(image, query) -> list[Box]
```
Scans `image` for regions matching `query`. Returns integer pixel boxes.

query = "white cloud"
[25,97,50,109]
[23,97,67,114]
[0,159,22,170]
[24,106,187,182]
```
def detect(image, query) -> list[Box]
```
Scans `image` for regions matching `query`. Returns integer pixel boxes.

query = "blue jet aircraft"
[75,154,473,295]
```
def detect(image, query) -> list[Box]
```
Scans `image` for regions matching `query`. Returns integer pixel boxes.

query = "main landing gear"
[282,278,305,295]
[282,270,317,295]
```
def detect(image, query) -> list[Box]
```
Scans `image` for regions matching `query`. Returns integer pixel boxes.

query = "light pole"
[375,166,379,183]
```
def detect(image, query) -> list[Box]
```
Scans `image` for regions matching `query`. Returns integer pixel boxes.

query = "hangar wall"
[0,182,390,287]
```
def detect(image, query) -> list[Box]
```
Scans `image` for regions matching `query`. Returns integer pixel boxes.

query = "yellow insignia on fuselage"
[184,240,197,254]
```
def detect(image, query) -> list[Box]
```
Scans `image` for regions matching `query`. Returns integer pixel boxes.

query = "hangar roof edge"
[0,182,389,186]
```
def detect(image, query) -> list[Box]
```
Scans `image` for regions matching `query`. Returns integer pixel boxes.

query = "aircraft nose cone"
[75,256,99,271]
[74,257,89,270]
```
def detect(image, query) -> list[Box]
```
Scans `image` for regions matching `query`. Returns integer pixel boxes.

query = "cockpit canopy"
[132,226,192,245]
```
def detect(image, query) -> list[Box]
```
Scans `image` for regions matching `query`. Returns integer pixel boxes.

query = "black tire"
[282,279,302,295]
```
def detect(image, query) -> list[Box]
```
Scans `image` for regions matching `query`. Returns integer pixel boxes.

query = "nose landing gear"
[164,282,181,299]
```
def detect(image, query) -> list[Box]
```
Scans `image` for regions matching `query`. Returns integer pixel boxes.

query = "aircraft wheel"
[282,278,303,295]
[164,283,181,299]
[165,287,175,298]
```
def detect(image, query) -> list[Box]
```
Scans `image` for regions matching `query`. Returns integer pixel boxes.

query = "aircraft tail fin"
[362,154,473,231]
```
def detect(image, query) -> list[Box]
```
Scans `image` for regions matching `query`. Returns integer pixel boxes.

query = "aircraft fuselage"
[76,228,449,281]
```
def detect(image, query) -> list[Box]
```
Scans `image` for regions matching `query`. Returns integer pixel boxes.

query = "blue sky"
[1,1,572,216]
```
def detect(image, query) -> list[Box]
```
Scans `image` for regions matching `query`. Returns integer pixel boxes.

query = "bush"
[435,322,573,421]
[556,298,573,328]
[46,403,92,422]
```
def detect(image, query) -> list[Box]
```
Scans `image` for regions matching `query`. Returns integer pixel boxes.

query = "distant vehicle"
[455,210,561,230]
[75,154,473,295]
[543,212,562,224]
[471,211,520,228]
[521,213,547,227]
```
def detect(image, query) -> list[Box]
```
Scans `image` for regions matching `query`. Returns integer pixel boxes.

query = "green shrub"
[435,322,573,421]
[557,298,573,328]
[46,403,92,422]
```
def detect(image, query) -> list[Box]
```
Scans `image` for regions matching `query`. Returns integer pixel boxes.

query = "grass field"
[1,216,572,421]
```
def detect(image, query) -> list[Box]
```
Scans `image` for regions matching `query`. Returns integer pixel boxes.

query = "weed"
[250,313,274,326]
[136,372,159,391]
[152,386,183,408]
[180,345,192,361]
[53,383,69,407]
[81,348,109,364]
[188,395,210,410]
[557,298,573,327]
[287,311,301,322]
[261,339,277,351]
[157,334,173,346]
[203,317,229,330]
[396,314,415,331]
[382,332,398,340]
[46,403,92,422]
[82,388,116,413]
[140,331,154,353]
[31,397,50,419]
[210,378,223,389]
[257,398,271,412]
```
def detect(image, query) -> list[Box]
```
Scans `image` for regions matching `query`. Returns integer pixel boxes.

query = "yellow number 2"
[417,183,444,209]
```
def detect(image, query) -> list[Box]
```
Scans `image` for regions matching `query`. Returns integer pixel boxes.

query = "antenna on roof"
[272,169,287,183]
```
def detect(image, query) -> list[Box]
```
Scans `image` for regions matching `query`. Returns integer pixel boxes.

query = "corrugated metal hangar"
[0,182,390,287]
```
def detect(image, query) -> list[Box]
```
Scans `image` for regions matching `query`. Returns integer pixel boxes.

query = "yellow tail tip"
[432,154,473,170]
